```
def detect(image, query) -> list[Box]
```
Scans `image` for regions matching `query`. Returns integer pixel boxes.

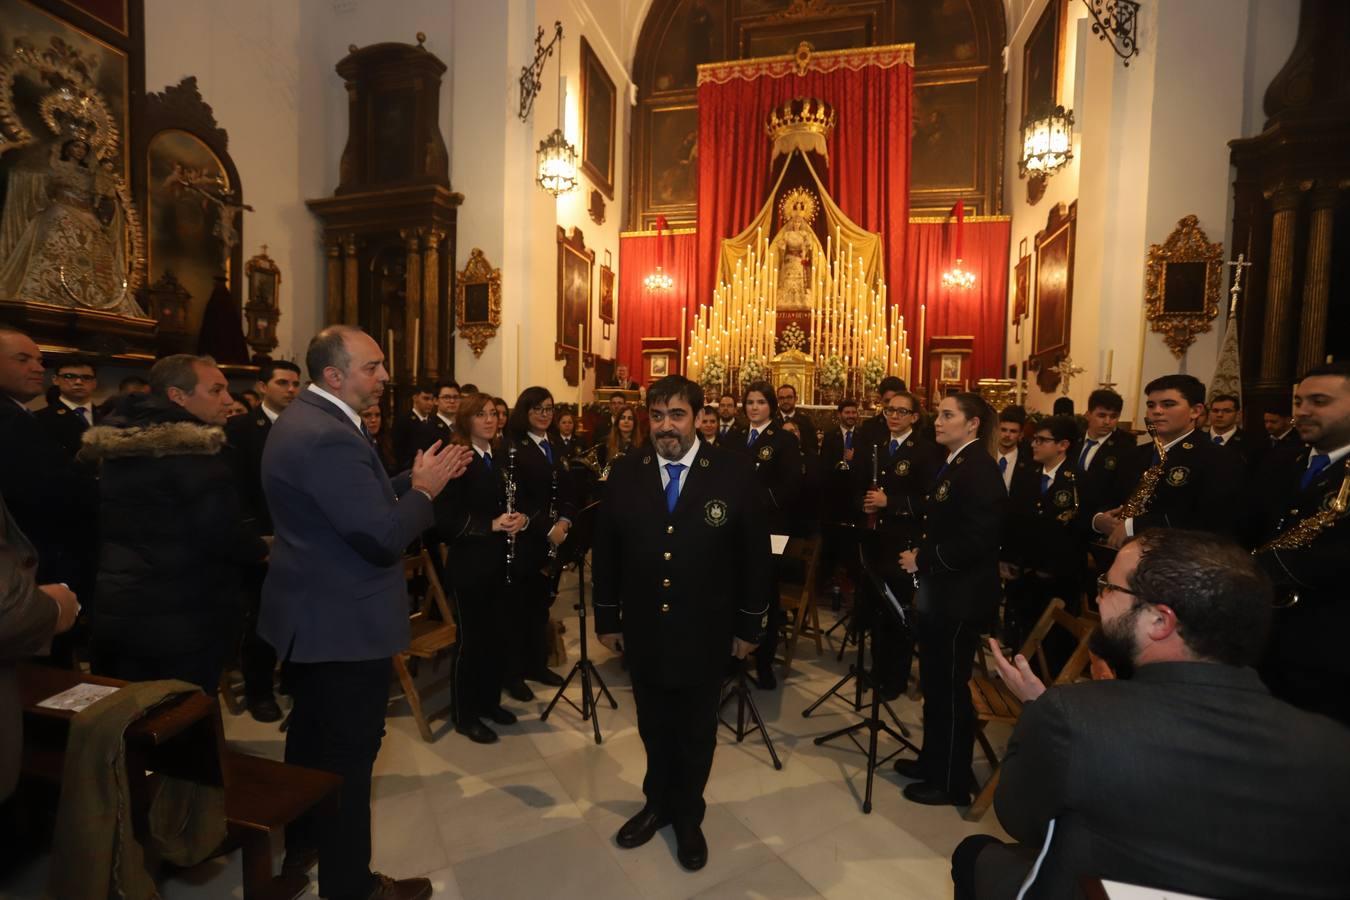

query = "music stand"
[804,544,919,813]
[540,501,618,744]
[718,658,783,770]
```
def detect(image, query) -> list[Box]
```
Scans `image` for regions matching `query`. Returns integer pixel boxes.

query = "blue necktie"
[1212,434,1223,445]
[1078,438,1097,469]
[73,406,88,423]
[664,463,686,514]
[720,425,729,438]
[747,428,758,448]
[1301,453,1331,491]
[1040,473,1051,496]
[360,421,371,441]
[482,452,493,471]
[890,439,901,456]
[541,440,553,464]
[998,456,1008,475]
[844,430,853,450]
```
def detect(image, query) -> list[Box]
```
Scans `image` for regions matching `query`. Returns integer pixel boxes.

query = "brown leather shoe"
[366,872,432,900]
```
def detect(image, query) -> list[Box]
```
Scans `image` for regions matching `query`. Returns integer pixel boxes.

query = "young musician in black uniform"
[1251,363,1350,726]
[34,359,100,457]
[503,387,576,698]
[994,406,1033,496]
[897,393,1005,806]
[416,380,460,451]
[855,376,907,450]
[1093,375,1243,549]
[1002,414,1087,652]
[435,393,528,743]
[1075,389,1135,516]
[819,398,862,592]
[857,390,941,698]
[392,383,435,470]
[696,405,721,446]
[556,408,587,459]
[1206,393,1254,464]
[594,375,771,871]
[727,380,801,689]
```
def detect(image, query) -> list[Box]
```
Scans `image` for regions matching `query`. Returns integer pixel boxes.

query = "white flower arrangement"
[777,322,806,353]
[818,354,846,390]
[739,354,770,388]
[699,355,727,392]
[862,358,886,391]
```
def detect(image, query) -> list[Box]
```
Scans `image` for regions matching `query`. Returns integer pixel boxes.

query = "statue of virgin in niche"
[0,137,145,316]
[773,187,819,310]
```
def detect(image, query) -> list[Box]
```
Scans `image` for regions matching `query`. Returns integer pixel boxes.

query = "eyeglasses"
[530,404,556,415]
[1030,435,1059,445]
[882,406,915,417]
[57,373,96,382]
[1096,575,1137,598]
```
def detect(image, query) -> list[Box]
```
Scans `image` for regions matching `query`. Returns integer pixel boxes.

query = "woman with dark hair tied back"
[433,394,528,743]
[895,391,1006,807]
[502,386,577,699]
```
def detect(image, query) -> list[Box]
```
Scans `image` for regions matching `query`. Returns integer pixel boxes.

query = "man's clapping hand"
[988,637,1047,703]
[40,583,79,634]
[411,441,474,498]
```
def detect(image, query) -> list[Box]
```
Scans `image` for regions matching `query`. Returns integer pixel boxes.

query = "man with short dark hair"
[994,405,1030,495]
[715,392,739,441]
[594,375,770,872]
[225,359,302,721]
[417,380,460,450]
[1252,362,1350,725]
[856,376,907,448]
[1093,375,1242,549]
[392,383,436,471]
[1076,389,1134,517]
[775,383,817,457]
[954,529,1350,899]
[1206,392,1252,462]
[819,398,862,595]
[1264,405,1300,449]
[35,359,99,456]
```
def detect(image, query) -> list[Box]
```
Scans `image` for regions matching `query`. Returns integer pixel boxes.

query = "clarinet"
[866,445,880,531]
[504,444,518,584]
[545,468,560,566]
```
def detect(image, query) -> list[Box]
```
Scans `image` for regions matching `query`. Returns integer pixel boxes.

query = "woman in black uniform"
[896,392,1005,807]
[728,380,802,689]
[597,403,645,472]
[503,387,576,699]
[435,393,527,743]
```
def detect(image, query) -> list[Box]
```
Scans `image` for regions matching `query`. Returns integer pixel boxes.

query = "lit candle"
[387,328,396,380]
[412,317,421,383]
[1105,349,1114,384]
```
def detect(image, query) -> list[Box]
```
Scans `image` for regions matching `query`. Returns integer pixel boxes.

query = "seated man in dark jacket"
[83,354,268,694]
[954,529,1350,900]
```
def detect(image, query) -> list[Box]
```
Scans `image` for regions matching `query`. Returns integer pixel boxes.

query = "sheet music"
[37,683,119,712]
[770,534,789,555]
[1102,881,1214,900]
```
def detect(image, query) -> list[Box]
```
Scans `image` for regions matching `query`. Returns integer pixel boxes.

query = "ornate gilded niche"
[455,248,501,358]
[1144,215,1223,358]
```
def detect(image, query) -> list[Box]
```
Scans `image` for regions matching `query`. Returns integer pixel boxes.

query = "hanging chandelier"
[644,216,673,292]
[534,23,577,197]
[942,200,976,290]
[1019,106,1074,178]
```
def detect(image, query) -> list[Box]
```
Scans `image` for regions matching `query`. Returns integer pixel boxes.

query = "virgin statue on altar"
[0,138,146,316]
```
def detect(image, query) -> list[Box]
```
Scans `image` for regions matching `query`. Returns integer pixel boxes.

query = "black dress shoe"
[674,822,708,871]
[755,664,777,691]
[455,719,499,744]
[616,807,669,849]
[506,678,535,702]
[486,706,518,726]
[365,872,432,900]
[892,757,926,780]
[526,668,565,687]
[248,696,283,724]
[902,781,970,807]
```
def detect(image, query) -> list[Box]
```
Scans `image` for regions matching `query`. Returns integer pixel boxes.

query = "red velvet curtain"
[899,219,1011,381]
[617,231,698,383]
[696,52,913,325]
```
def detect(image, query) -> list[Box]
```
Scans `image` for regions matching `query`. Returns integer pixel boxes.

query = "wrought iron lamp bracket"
[519,20,564,121]
[1083,0,1141,66]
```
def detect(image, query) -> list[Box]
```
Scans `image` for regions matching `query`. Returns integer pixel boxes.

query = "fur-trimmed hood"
[81,420,226,461]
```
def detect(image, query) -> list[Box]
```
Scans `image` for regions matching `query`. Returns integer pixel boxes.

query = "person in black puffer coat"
[81,354,267,694]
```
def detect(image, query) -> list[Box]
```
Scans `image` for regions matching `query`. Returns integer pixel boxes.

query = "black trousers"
[631,678,721,827]
[284,657,390,900]
[240,567,277,701]
[916,612,980,798]
[952,834,1035,900]
[507,547,553,679]
[451,573,510,722]
[94,646,225,696]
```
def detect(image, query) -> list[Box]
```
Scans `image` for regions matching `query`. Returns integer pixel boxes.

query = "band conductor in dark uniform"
[593,375,771,872]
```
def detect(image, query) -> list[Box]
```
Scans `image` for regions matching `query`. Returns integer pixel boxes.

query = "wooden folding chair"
[964,598,1097,820]
[776,537,824,675]
[392,548,457,742]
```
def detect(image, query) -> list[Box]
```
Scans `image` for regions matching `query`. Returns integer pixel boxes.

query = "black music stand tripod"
[803,546,918,813]
[719,656,782,770]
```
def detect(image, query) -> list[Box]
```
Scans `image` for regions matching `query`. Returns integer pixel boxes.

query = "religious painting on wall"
[1032,201,1076,374]
[652,0,724,92]
[1022,0,1061,120]
[739,17,872,58]
[0,0,147,318]
[598,255,615,332]
[911,79,979,192]
[896,0,978,66]
[1013,252,1030,321]
[580,37,616,199]
[646,104,699,211]
[556,226,594,363]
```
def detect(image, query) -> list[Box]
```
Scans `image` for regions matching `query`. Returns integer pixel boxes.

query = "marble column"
[1296,186,1338,374]
[402,227,423,385]
[1258,188,1303,382]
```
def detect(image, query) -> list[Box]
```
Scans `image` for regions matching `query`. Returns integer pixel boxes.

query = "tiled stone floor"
[3,575,1010,899]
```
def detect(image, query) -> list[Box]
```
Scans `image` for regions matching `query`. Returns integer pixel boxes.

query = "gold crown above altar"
[765,97,836,142]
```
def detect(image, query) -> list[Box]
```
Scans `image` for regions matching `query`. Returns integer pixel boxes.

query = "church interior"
[2,0,1348,898]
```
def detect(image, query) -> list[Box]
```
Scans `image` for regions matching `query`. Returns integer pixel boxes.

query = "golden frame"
[455,247,501,358]
[1144,215,1223,358]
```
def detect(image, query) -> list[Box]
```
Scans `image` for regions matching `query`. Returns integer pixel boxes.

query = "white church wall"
[144,0,318,363]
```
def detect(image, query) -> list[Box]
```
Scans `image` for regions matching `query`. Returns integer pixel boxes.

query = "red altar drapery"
[617,230,699,383]
[899,218,1011,381]
[695,46,914,327]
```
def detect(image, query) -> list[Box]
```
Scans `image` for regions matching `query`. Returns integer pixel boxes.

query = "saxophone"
[1119,424,1167,519]
[1253,467,1349,607]
[504,444,518,584]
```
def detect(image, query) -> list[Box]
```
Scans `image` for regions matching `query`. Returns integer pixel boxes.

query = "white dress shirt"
[260,402,281,424]
[307,383,363,430]
[658,437,701,495]
[57,395,93,420]
[1209,427,1236,446]
[998,446,1019,492]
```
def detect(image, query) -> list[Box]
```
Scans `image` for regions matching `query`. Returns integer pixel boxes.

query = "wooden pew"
[18,663,340,900]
